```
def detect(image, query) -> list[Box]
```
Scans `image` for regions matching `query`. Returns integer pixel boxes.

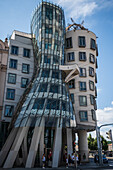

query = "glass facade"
[15,1,75,128]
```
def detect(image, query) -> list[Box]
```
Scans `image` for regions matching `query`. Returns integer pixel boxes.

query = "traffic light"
[73,141,76,153]
[106,129,112,140]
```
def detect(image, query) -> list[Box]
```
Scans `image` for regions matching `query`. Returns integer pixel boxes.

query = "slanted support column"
[78,130,89,163]
[39,121,45,167]
[52,119,62,168]
[22,134,28,165]
[3,126,29,168]
[0,128,18,167]
[25,118,44,168]
[67,128,73,155]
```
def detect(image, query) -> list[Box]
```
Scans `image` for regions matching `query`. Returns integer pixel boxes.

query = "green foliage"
[88,134,108,151]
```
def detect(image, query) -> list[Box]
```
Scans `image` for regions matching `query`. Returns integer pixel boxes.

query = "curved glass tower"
[15,1,75,128]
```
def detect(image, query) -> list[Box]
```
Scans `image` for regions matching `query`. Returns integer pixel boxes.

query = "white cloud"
[89,103,113,139]
[95,106,113,140]
[111,101,113,105]
[57,0,98,21]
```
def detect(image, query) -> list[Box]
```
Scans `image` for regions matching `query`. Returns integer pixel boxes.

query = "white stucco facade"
[2,31,34,122]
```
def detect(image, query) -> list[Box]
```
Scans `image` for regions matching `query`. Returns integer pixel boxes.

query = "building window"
[91,38,96,50]
[6,88,15,100]
[46,99,59,110]
[70,93,74,103]
[89,80,94,91]
[90,95,94,105]
[33,98,45,110]
[46,7,53,20]
[69,79,75,89]
[89,53,95,63]
[21,78,29,88]
[22,64,30,74]
[23,48,30,58]
[11,46,18,55]
[9,59,17,69]
[42,70,50,78]
[4,105,14,117]
[45,27,52,34]
[52,71,59,79]
[78,36,86,47]
[79,67,86,77]
[79,82,86,91]
[89,67,94,77]
[91,109,96,121]
[50,84,59,93]
[8,73,16,84]
[79,96,87,106]
[44,55,51,64]
[45,43,51,49]
[38,83,48,92]
[67,52,75,61]
[79,52,86,61]
[66,37,72,48]
[79,111,88,121]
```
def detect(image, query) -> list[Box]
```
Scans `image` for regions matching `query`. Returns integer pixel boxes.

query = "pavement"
[0,157,113,170]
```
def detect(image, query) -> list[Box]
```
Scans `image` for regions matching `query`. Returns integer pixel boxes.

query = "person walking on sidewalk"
[66,156,68,168]
[42,154,46,168]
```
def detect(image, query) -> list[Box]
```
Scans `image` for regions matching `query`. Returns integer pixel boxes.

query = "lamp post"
[96,123,113,166]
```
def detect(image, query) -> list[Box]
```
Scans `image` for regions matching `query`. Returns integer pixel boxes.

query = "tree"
[88,134,108,151]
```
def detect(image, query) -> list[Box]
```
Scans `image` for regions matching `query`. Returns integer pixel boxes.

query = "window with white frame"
[6,88,15,100]
[11,46,18,55]
[22,63,30,74]
[79,67,86,77]
[89,80,94,91]
[21,78,29,88]
[79,52,86,61]
[89,53,95,63]
[67,52,74,61]
[91,109,96,121]
[5,105,14,117]
[79,111,88,121]
[8,73,16,84]
[23,48,30,58]
[79,82,86,91]
[78,36,86,47]
[91,38,96,50]
[79,96,87,106]
[89,67,94,77]
[90,95,94,105]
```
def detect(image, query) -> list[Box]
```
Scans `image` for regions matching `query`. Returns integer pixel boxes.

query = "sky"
[0,0,113,139]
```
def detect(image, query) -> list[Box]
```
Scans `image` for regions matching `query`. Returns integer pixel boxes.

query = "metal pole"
[96,123,113,166]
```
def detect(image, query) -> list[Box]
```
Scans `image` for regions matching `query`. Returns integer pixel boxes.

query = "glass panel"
[33,98,45,110]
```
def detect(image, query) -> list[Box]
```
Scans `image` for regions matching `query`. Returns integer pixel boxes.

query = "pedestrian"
[71,153,75,166]
[42,154,46,168]
[66,156,68,168]
[68,154,71,165]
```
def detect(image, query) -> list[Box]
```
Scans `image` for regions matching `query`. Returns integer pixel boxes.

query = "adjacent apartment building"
[0,31,34,147]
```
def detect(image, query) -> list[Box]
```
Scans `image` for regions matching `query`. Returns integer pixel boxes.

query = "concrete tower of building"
[66,26,98,162]
[0,1,79,168]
